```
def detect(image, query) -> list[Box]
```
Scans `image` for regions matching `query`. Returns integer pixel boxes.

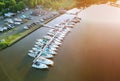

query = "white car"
[24,26,29,29]
[3,27,7,31]
[0,28,3,32]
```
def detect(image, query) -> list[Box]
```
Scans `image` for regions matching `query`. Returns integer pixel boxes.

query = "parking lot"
[0,6,59,41]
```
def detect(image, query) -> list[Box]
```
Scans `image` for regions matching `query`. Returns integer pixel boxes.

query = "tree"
[9,0,16,6]
[0,2,5,11]
[18,1,25,9]
[75,0,117,8]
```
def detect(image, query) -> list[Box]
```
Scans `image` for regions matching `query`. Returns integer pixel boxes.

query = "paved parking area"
[0,8,59,40]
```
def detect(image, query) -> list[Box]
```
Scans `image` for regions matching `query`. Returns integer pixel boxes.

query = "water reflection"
[24,68,49,81]
[1,4,120,81]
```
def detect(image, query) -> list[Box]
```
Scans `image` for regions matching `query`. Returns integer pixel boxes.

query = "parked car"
[24,26,29,30]
[0,27,3,32]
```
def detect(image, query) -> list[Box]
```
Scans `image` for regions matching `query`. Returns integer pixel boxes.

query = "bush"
[0,42,8,49]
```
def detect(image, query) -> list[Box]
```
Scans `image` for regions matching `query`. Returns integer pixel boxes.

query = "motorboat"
[50,43,59,48]
[66,28,72,31]
[47,32,55,36]
[36,56,54,66]
[35,42,44,46]
[32,61,48,69]
[56,37,63,41]
[49,50,57,55]
[28,48,40,57]
[54,41,62,46]
[43,35,52,40]
[60,33,66,37]
[55,24,60,28]
[65,24,74,28]
[40,52,54,59]
[44,24,52,28]
[48,29,57,33]
[36,39,48,44]
[44,47,57,55]
[28,50,34,53]
[54,38,62,43]
[34,44,44,49]
[49,46,57,51]
[36,39,43,42]
[48,44,57,49]
[34,44,41,48]
[32,47,41,52]
[28,52,38,58]
[62,30,69,34]
[59,35,65,38]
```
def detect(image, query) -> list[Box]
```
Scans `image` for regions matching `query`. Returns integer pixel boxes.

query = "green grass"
[0,25,40,50]
[0,14,59,50]
[59,0,76,9]
[39,0,75,10]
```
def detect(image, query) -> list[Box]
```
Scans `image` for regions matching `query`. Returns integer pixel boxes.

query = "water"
[1,4,120,81]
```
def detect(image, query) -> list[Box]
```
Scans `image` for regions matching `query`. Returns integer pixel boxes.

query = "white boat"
[61,31,67,33]
[28,50,34,53]
[62,31,68,34]
[35,42,44,46]
[62,29,70,33]
[66,28,72,31]
[34,44,43,48]
[40,52,54,59]
[59,34,65,38]
[32,47,40,51]
[43,36,52,40]
[48,29,56,33]
[65,24,74,28]
[36,39,43,42]
[32,61,48,69]
[50,43,59,48]
[54,41,62,45]
[55,24,60,28]
[36,56,54,66]
[60,34,66,37]
[56,37,63,41]
[44,47,57,55]
[28,52,37,58]
[34,45,40,48]
[55,39,61,43]
[28,48,40,57]
[47,32,55,36]
[44,24,52,28]
[49,50,57,55]
[49,46,57,51]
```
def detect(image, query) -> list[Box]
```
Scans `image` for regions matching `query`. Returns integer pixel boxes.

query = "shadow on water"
[0,62,12,81]
[17,54,33,71]
[24,68,49,81]
[17,53,49,81]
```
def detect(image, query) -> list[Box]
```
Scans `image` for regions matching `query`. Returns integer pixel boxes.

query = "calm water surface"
[1,4,120,81]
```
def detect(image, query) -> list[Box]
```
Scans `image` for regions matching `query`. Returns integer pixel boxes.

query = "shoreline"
[0,14,60,51]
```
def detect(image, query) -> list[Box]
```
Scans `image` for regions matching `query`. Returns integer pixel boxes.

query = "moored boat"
[32,61,49,69]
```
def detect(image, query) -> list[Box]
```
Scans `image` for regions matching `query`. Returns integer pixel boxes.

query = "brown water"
[1,4,120,81]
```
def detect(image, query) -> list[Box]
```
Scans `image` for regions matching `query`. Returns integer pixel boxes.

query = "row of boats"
[28,16,81,69]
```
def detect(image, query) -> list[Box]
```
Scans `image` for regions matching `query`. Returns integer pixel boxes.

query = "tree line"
[75,0,117,8]
[0,0,74,15]
[0,0,25,15]
[0,0,118,15]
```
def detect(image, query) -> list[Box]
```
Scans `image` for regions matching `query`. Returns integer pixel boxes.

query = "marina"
[1,3,120,81]
[28,15,81,69]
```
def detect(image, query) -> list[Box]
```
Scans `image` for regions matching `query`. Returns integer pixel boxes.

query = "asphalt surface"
[0,8,57,40]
